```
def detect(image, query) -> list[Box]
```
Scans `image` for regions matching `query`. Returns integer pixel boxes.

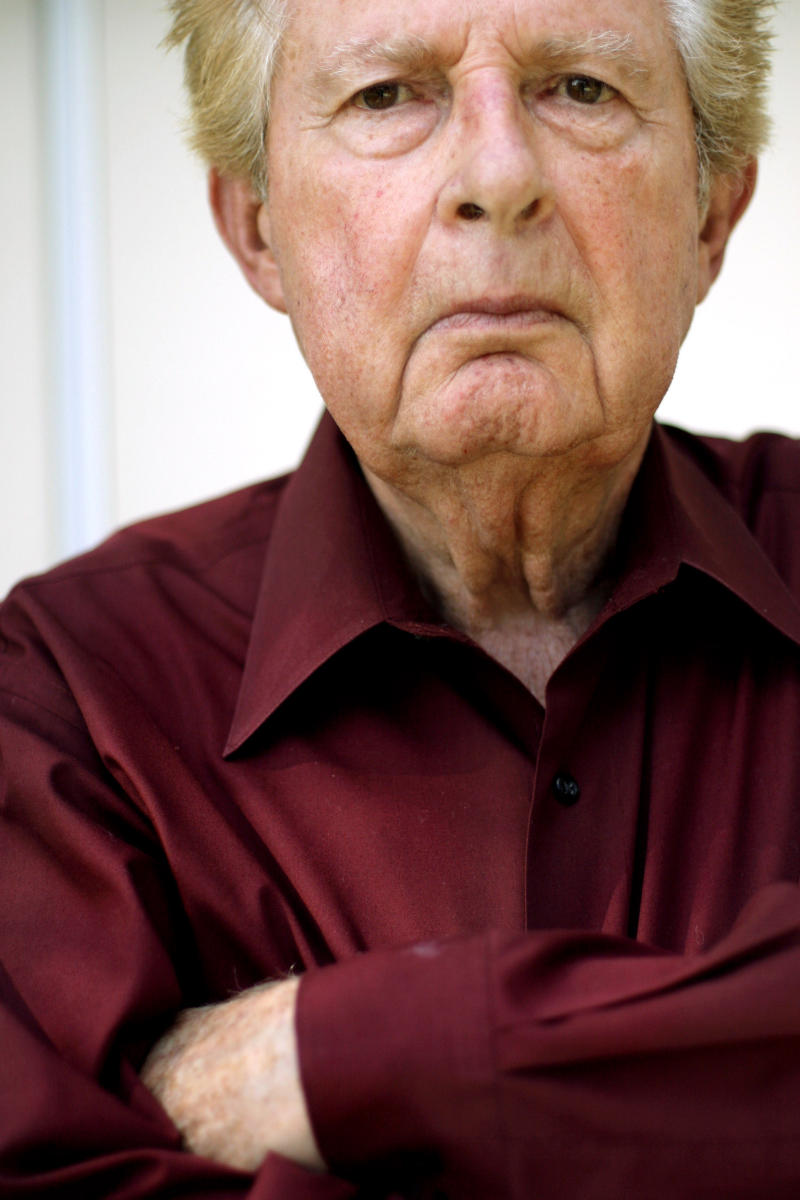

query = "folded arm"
[140,975,323,1173]
[138,883,800,1197]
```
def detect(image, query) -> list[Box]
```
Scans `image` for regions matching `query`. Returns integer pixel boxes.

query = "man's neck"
[363,426,651,700]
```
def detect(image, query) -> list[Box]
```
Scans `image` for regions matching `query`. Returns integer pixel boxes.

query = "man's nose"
[437,75,554,234]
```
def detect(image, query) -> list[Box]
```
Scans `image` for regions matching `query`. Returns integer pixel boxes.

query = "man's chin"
[389,372,603,469]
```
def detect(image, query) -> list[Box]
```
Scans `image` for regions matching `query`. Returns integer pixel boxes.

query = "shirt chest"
[126,600,800,998]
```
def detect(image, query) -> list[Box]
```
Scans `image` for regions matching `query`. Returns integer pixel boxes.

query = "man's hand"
[140,975,324,1173]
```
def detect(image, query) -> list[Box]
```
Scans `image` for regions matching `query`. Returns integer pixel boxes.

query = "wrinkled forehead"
[279,0,679,65]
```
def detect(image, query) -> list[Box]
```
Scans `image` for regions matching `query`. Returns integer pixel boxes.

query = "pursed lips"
[427,296,567,337]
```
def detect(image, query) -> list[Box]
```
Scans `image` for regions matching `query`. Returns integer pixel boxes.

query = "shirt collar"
[225,417,800,754]
[607,424,800,645]
[225,414,435,754]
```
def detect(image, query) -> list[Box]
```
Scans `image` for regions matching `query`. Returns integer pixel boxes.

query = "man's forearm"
[140,975,324,1173]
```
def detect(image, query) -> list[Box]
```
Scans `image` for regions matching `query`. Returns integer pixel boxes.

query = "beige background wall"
[2,0,799,597]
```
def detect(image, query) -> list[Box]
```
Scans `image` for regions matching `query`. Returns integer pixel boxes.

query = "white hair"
[664,0,775,196]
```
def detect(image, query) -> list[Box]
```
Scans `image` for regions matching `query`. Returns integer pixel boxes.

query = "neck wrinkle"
[362,428,649,637]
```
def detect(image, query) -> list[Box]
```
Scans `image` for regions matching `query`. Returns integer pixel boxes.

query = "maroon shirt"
[3,414,800,1198]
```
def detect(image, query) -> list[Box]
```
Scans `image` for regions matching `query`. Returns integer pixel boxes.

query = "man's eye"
[555,75,617,105]
[353,82,410,111]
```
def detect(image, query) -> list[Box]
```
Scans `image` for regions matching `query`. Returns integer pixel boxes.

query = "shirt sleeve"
[0,612,363,1200]
[298,884,800,1198]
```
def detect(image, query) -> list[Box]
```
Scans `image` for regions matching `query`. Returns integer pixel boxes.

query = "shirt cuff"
[296,934,500,1189]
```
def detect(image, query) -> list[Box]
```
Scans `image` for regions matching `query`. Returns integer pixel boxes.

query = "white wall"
[1,2,51,592]
[1,0,799,597]
[102,1,322,534]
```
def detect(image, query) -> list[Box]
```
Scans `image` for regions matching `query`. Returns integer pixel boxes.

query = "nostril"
[520,199,539,221]
[457,202,485,221]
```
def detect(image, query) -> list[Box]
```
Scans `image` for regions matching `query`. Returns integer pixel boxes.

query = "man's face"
[259,0,713,481]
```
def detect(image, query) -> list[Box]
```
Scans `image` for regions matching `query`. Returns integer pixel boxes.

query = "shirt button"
[552,771,581,806]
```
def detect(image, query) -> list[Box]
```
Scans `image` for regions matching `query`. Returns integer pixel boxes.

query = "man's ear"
[696,158,757,305]
[208,169,288,314]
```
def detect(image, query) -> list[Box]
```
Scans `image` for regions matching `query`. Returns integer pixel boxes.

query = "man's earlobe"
[208,169,288,314]
[696,159,757,305]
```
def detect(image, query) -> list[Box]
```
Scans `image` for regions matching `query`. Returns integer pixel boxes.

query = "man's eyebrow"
[306,29,652,96]
[535,32,652,83]
[307,36,438,94]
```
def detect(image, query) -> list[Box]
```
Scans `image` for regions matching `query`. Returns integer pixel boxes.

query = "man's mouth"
[431,296,565,332]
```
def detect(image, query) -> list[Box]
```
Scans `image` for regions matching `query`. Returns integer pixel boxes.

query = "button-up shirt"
[3,415,800,1198]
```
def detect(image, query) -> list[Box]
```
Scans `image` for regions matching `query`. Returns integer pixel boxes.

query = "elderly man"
[2,0,798,1196]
